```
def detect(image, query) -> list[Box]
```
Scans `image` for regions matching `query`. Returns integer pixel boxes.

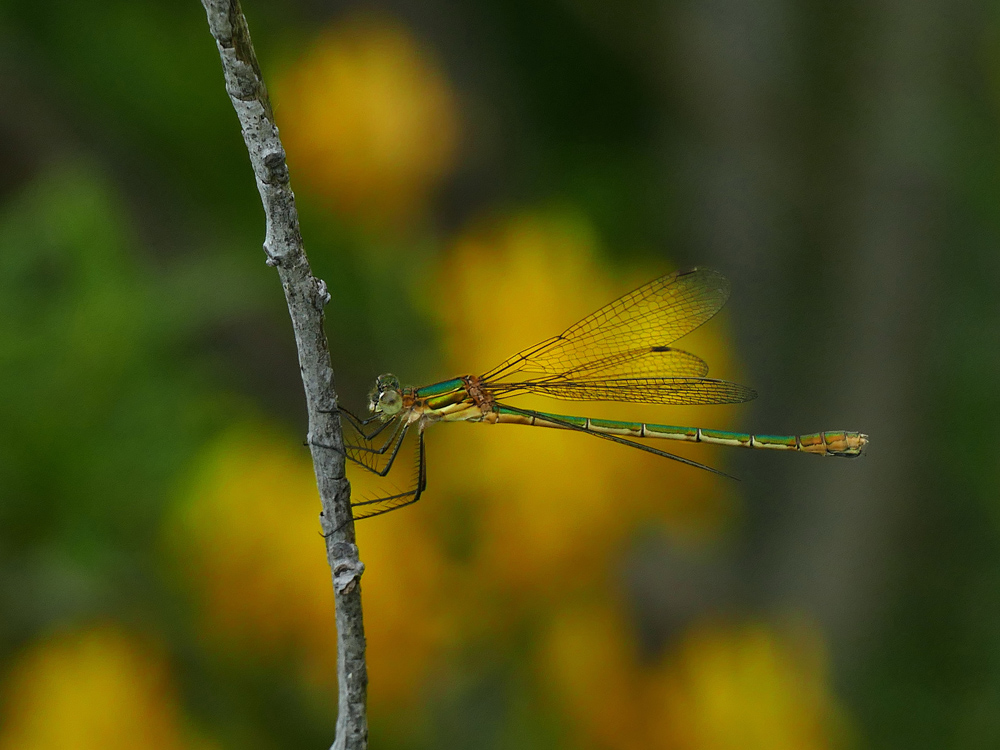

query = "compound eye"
[378,390,402,415]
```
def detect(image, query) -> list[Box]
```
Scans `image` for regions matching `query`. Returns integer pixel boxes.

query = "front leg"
[341,407,394,439]
[311,413,402,466]
[344,421,410,477]
[350,429,427,520]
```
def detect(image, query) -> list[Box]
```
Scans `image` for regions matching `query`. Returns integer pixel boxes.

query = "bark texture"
[198,3,367,748]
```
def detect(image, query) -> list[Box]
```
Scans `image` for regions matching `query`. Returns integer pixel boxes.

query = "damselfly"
[336,268,867,519]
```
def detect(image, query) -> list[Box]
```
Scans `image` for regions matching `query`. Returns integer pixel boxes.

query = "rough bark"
[198,2,367,748]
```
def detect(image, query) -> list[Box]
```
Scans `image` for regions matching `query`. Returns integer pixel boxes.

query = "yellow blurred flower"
[276,15,459,229]
[652,621,850,750]
[165,425,452,710]
[539,606,850,750]
[0,626,201,750]
[429,210,739,601]
[166,427,336,665]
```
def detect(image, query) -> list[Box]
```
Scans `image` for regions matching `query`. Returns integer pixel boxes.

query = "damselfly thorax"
[399,376,493,426]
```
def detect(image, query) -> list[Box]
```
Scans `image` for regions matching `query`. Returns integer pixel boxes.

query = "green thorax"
[414,378,470,411]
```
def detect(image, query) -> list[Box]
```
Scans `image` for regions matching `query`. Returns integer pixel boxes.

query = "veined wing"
[486,346,708,389]
[549,346,708,381]
[488,377,757,406]
[481,268,730,382]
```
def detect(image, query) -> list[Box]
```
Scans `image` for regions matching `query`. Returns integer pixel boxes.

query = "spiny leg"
[341,406,380,426]
[497,403,736,480]
[345,421,411,477]
[309,414,407,475]
[315,404,380,430]
[351,429,427,520]
[344,413,407,458]
[341,407,395,440]
[305,407,391,458]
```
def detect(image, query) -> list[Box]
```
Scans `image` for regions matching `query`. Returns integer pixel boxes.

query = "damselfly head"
[368,373,403,416]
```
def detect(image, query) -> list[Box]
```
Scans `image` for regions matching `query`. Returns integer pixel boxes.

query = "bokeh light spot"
[653,621,850,750]
[165,427,339,682]
[276,15,460,230]
[0,626,199,750]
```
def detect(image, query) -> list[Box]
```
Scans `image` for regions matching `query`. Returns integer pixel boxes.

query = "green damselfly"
[337,268,867,519]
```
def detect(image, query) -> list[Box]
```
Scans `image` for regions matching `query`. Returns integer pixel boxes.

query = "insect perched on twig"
[330,268,868,520]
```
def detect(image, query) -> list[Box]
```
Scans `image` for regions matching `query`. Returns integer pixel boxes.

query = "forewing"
[482,268,730,381]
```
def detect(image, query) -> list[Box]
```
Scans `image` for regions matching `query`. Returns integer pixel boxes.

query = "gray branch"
[198,2,367,748]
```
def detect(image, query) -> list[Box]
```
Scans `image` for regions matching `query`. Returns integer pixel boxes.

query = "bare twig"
[198,2,367,748]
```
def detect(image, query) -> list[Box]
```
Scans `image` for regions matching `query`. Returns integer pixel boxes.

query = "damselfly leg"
[341,417,411,478]
[340,407,395,440]
[349,430,427,520]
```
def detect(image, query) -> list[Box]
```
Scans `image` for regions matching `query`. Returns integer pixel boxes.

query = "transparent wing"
[489,377,756,405]
[552,346,709,381]
[481,268,730,382]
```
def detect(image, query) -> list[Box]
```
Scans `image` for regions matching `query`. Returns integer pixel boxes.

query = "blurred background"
[0,0,996,748]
